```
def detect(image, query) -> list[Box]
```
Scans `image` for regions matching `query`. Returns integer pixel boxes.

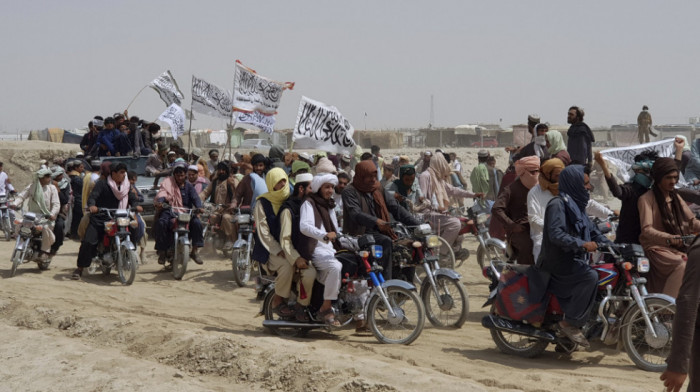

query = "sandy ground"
[0,235,660,392]
[0,143,644,391]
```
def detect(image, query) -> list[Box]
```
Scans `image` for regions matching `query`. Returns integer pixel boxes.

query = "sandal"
[272,302,296,318]
[319,308,341,327]
[71,268,82,280]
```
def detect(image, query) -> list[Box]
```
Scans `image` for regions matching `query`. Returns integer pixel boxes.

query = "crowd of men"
[5,105,699,390]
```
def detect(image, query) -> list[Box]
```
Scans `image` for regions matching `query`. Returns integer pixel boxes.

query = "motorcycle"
[230,206,257,287]
[202,203,234,258]
[10,211,52,276]
[261,234,426,345]
[481,242,676,372]
[160,205,197,280]
[86,208,140,285]
[460,201,507,269]
[0,193,14,241]
[393,222,469,328]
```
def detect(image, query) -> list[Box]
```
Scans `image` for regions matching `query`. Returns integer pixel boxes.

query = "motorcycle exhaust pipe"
[263,320,324,329]
[481,314,557,342]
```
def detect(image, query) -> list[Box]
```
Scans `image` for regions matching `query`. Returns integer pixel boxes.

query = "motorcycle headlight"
[371,245,383,259]
[426,235,440,248]
[414,223,432,236]
[104,221,115,231]
[178,213,191,223]
[476,213,489,225]
[636,257,650,273]
[237,214,250,224]
[116,217,130,227]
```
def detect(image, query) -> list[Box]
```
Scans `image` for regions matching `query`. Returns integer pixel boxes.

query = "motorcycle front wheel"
[3,217,11,241]
[476,243,506,270]
[172,243,189,280]
[489,305,548,357]
[421,276,469,328]
[367,286,425,345]
[10,249,23,277]
[231,244,251,287]
[621,297,675,372]
[118,247,138,285]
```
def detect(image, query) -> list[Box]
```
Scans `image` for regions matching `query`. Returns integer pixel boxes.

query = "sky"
[2,1,700,133]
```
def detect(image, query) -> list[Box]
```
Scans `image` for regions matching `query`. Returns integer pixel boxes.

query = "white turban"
[311,173,338,193]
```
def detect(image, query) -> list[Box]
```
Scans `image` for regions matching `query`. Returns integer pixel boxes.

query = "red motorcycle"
[481,242,676,372]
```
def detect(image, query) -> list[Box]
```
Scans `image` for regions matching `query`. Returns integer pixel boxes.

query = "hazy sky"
[2,1,700,133]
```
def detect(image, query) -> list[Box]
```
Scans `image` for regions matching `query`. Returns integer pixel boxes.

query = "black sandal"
[272,302,295,318]
[71,268,82,280]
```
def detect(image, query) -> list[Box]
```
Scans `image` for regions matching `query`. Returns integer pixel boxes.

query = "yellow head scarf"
[539,158,565,195]
[257,167,289,213]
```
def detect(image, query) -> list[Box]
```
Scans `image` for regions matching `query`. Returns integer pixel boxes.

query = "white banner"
[191,75,232,119]
[158,103,186,140]
[234,111,275,134]
[292,96,356,154]
[150,70,184,106]
[232,61,294,114]
[600,139,675,181]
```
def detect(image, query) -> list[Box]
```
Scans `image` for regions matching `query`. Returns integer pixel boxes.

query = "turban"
[651,157,678,184]
[51,167,65,179]
[311,173,339,193]
[295,173,313,184]
[187,165,198,172]
[315,157,337,175]
[539,158,565,195]
[36,168,52,178]
[291,160,310,174]
[515,156,540,189]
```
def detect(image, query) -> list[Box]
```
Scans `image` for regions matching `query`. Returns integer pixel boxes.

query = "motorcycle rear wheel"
[421,276,469,328]
[367,286,425,345]
[231,245,251,287]
[262,289,306,338]
[476,243,506,270]
[118,248,138,285]
[489,305,548,358]
[172,243,189,280]
[621,297,675,372]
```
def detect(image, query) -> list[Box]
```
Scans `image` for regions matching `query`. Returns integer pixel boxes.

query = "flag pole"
[187,103,193,156]
[126,85,148,112]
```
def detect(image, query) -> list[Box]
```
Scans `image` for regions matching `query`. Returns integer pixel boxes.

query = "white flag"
[234,111,275,134]
[292,96,355,154]
[232,60,294,115]
[158,104,186,140]
[150,70,184,106]
[600,139,675,181]
[191,75,232,119]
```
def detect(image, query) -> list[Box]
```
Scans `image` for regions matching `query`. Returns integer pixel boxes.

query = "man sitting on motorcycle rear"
[198,162,237,251]
[154,162,204,265]
[72,163,140,280]
[12,168,60,262]
[300,173,344,327]
[530,164,611,348]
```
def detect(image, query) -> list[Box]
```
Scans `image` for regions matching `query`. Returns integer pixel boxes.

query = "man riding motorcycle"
[72,163,140,280]
[342,160,421,280]
[154,162,205,265]
[198,162,236,250]
[527,165,612,347]
[12,168,60,262]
